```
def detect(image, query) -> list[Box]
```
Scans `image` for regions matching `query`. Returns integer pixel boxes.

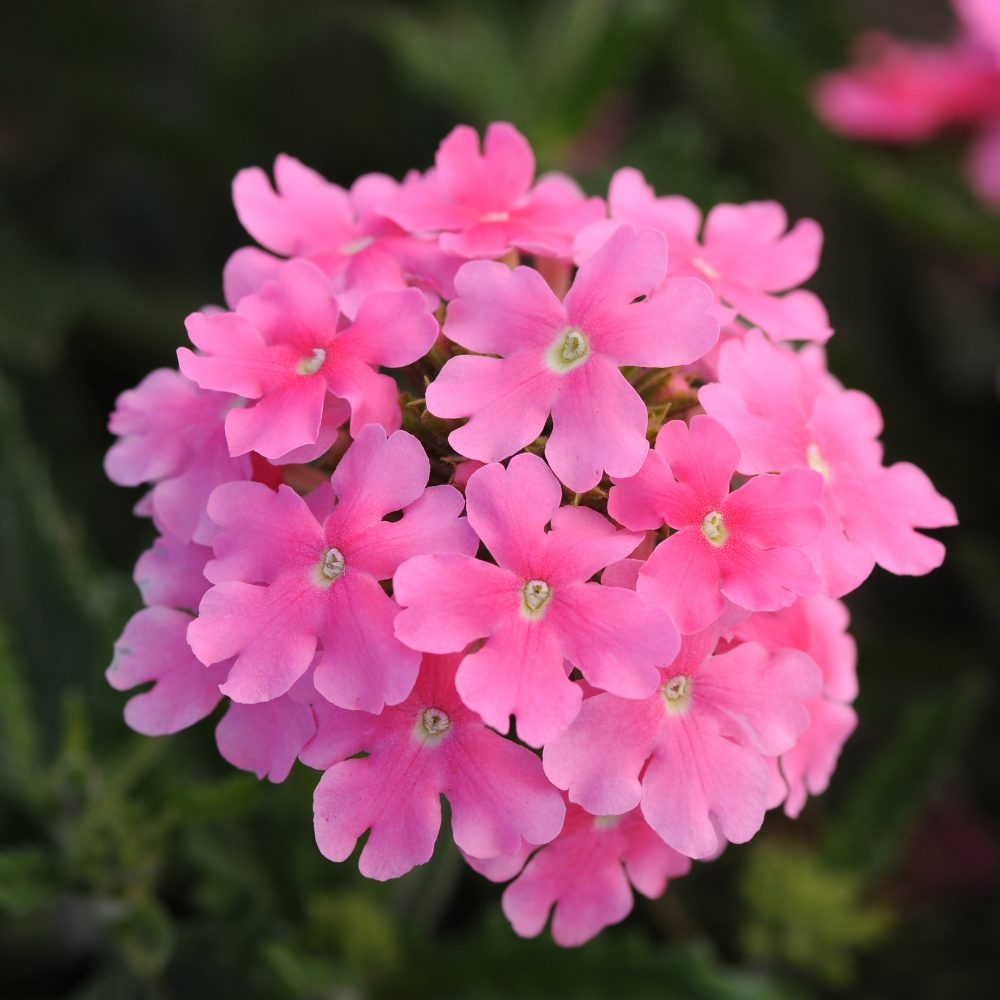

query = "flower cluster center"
[297,347,327,375]
[701,510,727,546]
[547,327,590,373]
[521,578,552,617]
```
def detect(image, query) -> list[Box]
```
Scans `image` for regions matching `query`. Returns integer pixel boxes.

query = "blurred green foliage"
[2,0,998,997]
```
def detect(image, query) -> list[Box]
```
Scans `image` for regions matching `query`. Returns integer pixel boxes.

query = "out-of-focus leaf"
[823,670,986,878]
[741,840,893,987]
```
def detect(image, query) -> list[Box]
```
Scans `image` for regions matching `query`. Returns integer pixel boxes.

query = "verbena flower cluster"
[105,122,956,947]
[814,0,1000,208]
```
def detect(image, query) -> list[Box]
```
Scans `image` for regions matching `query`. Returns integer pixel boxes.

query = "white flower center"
[315,546,346,585]
[806,443,830,481]
[691,255,720,281]
[701,510,727,546]
[546,327,590,373]
[297,347,327,375]
[481,210,510,223]
[593,815,622,830]
[420,706,451,736]
[340,236,374,255]
[521,578,552,617]
[661,674,692,714]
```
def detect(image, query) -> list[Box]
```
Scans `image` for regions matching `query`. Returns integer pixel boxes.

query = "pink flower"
[501,803,691,947]
[381,122,605,260]
[734,596,858,817]
[814,31,1000,142]
[393,453,679,746]
[609,415,824,634]
[178,258,437,460]
[427,225,718,491]
[304,653,566,880]
[698,331,957,595]
[813,3,1000,210]
[187,425,477,711]
[107,607,227,736]
[105,369,252,544]
[227,157,462,315]
[216,669,318,783]
[133,534,212,612]
[581,169,830,344]
[543,626,822,859]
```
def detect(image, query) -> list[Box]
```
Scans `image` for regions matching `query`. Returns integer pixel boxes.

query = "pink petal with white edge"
[428,353,557,464]
[107,607,226,735]
[314,750,442,880]
[546,355,650,492]
[393,554,518,654]
[464,454,563,578]
[642,711,770,859]
[455,618,578,746]
[216,696,316,782]
[443,259,566,355]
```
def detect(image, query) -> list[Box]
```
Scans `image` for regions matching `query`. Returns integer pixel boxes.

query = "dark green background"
[1,1,997,997]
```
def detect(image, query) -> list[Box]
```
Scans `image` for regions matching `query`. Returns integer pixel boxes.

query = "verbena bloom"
[501,803,691,947]
[227,157,462,316]
[304,653,566,880]
[582,168,831,344]
[427,225,718,491]
[188,424,477,710]
[178,258,437,459]
[734,596,858,818]
[699,330,957,596]
[814,0,1000,208]
[393,453,680,746]
[107,606,228,736]
[610,414,824,634]
[105,369,251,544]
[104,120,957,948]
[382,121,605,260]
[543,624,822,859]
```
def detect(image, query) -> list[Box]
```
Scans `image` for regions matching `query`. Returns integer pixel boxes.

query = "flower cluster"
[814,0,1000,208]
[105,122,956,946]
